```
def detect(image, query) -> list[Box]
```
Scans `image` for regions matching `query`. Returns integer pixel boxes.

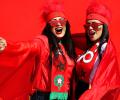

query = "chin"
[57,35,64,39]
[56,33,65,38]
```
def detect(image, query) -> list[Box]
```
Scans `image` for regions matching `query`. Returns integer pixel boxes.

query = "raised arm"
[0,35,49,69]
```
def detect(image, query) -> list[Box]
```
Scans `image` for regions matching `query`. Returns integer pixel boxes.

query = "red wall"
[0,0,120,64]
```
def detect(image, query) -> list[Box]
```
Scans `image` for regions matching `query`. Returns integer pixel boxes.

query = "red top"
[33,42,75,95]
[76,39,120,100]
[76,42,99,83]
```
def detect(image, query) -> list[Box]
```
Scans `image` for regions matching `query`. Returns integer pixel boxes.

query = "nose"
[89,26,93,30]
[56,21,61,26]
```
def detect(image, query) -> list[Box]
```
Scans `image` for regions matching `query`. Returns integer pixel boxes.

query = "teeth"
[55,27,62,32]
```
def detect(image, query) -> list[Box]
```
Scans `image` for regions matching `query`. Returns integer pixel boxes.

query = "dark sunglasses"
[48,18,67,27]
[84,22,103,31]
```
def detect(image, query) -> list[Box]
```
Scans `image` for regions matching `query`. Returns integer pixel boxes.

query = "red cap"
[86,2,112,25]
[43,1,65,22]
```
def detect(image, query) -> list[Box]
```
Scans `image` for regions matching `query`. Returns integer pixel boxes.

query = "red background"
[0,0,120,65]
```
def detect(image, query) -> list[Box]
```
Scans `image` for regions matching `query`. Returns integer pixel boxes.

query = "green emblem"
[54,75,64,90]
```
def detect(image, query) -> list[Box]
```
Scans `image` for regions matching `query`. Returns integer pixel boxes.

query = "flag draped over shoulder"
[79,39,120,100]
[0,35,49,100]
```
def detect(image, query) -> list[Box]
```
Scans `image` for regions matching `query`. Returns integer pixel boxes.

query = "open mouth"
[55,27,63,34]
[88,30,96,35]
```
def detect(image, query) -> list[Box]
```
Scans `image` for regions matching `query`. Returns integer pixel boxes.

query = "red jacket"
[77,39,120,100]
[33,42,75,100]
[0,35,49,100]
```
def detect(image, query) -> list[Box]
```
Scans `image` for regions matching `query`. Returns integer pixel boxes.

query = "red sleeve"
[1,35,49,68]
[31,35,51,92]
[4,35,48,55]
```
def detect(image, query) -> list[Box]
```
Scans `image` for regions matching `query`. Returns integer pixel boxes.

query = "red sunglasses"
[48,18,67,27]
[84,22,103,31]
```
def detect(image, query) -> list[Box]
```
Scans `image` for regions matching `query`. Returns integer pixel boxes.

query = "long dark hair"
[86,24,109,60]
[42,21,76,60]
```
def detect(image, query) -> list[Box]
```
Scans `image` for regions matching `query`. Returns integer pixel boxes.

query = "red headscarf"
[86,2,112,25]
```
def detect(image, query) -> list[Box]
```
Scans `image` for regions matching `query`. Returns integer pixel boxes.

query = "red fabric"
[0,35,49,100]
[72,33,87,55]
[47,11,65,22]
[32,35,51,92]
[78,39,120,100]
[86,2,112,25]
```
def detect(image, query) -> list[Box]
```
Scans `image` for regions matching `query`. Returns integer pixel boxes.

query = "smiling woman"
[0,1,76,100]
[30,1,76,100]
[84,20,103,42]
[75,2,120,100]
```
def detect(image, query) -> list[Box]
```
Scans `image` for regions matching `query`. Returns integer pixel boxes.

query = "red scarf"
[50,43,75,100]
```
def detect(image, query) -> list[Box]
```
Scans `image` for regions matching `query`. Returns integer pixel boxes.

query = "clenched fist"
[0,37,7,52]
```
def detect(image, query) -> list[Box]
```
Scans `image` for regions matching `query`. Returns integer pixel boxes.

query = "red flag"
[79,39,120,100]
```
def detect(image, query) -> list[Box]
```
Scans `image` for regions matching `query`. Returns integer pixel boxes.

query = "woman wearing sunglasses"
[30,1,76,100]
[75,2,120,100]
[0,1,76,100]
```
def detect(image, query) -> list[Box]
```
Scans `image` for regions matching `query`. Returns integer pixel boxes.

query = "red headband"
[47,11,65,22]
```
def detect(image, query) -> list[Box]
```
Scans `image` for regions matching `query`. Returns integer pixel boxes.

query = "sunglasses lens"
[84,22,103,31]
[84,24,90,29]
[49,19,67,27]
[49,20,57,26]
[59,19,67,26]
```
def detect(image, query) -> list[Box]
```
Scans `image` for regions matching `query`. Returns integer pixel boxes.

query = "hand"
[0,37,7,52]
